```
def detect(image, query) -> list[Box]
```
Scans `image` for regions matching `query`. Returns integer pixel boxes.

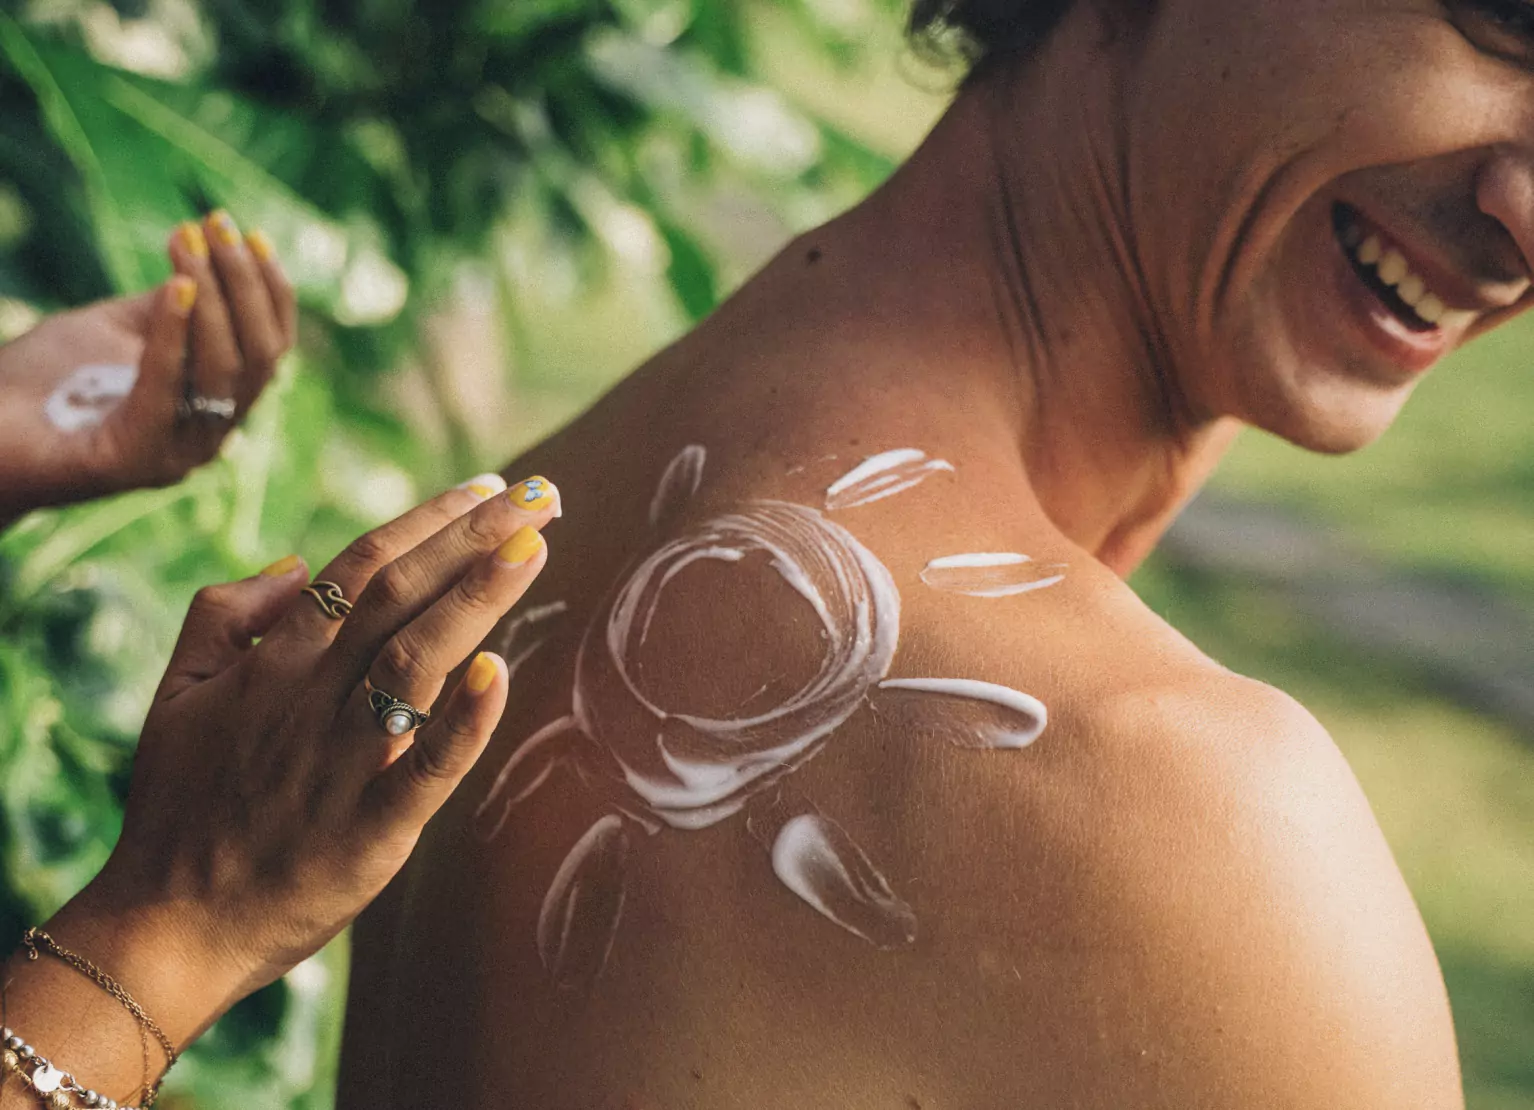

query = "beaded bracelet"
[0,1027,139,1110]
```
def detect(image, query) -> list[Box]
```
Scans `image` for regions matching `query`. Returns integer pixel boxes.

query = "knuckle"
[210,353,241,381]
[412,731,465,786]
[453,570,499,614]
[257,335,288,365]
[369,562,417,611]
[190,582,238,622]
[378,632,433,688]
[343,530,395,573]
[463,506,507,549]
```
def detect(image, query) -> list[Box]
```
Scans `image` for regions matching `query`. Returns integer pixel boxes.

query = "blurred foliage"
[0,0,919,1103]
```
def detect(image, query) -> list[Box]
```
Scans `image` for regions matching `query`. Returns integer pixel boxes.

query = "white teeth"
[1340,217,1467,329]
[1415,294,1445,325]
[1378,250,1408,287]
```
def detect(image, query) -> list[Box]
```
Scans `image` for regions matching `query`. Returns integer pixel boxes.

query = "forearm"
[1,886,249,1107]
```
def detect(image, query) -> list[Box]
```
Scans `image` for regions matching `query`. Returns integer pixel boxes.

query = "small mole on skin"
[807,246,822,264]
[691,1068,703,1081]
[906,1097,923,1109]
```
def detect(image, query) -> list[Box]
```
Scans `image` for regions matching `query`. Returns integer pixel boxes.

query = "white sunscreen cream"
[43,363,136,432]
[824,448,954,510]
[649,443,707,527]
[920,552,1067,598]
[878,677,1047,749]
[770,813,917,949]
[495,599,569,680]
[477,442,1056,977]
[538,815,630,990]
[590,499,901,830]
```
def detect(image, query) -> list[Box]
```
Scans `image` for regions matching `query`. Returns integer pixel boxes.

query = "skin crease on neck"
[338,2,1534,1106]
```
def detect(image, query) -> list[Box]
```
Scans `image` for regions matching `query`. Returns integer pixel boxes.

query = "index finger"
[318,477,560,697]
[246,229,297,348]
[258,473,510,651]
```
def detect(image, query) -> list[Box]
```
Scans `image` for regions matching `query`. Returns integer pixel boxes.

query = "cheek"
[1137,12,1501,208]
[1129,6,1526,340]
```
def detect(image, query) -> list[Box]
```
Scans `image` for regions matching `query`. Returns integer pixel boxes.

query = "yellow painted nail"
[260,554,302,577]
[209,209,242,247]
[179,221,208,259]
[169,276,198,316]
[495,525,544,567]
[246,228,274,261]
[458,472,506,499]
[466,652,499,695]
[506,475,557,513]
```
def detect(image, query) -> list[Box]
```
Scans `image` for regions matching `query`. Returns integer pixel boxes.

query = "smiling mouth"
[1331,202,1461,334]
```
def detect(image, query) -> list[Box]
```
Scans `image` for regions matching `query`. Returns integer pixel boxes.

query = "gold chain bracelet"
[20,929,177,1106]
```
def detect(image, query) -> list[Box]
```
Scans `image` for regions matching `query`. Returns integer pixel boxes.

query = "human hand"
[42,473,559,1046]
[0,212,295,524]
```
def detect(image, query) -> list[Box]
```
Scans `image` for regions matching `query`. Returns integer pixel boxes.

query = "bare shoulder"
[1061,664,1462,1107]
[895,562,1461,1107]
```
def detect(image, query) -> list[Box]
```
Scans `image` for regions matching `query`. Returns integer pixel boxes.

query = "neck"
[770,13,1242,576]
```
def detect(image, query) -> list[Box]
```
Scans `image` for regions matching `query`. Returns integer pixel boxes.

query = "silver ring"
[364,677,430,736]
[178,394,237,421]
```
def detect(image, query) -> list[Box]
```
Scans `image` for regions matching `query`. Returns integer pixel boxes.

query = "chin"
[1242,360,1417,455]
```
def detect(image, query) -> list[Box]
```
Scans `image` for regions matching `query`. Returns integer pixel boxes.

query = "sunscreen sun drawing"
[473,446,1064,989]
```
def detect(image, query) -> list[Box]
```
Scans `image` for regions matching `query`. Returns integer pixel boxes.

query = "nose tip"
[1476,149,1534,285]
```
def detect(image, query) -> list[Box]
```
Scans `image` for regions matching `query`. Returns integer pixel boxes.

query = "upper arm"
[1091,682,1463,1108]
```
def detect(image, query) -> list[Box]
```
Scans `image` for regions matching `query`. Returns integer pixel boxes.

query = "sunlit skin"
[340,2,1533,1106]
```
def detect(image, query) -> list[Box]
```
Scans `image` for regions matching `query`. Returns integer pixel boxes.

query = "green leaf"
[0,16,144,291]
[657,217,716,320]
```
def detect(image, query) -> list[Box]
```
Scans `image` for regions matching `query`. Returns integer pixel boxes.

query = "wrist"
[39,882,256,1052]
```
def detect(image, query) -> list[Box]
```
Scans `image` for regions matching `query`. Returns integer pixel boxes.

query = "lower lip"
[1326,223,1449,377]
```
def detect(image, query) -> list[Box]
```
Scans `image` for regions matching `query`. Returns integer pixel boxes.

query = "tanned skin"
[340,2,1534,1105]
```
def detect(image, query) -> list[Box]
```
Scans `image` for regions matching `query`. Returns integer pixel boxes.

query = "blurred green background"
[0,1,1528,1106]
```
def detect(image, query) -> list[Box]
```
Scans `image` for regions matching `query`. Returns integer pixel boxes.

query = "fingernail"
[495,525,544,568]
[179,221,208,259]
[458,472,507,500]
[506,475,558,514]
[246,228,274,261]
[466,652,499,695]
[260,554,302,577]
[208,209,242,247]
[169,276,198,316]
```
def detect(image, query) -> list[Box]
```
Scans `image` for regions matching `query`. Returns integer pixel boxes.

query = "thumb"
[111,276,196,440]
[159,556,308,700]
[103,288,160,331]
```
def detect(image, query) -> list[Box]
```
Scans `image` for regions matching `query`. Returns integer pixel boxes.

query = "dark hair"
[908,0,1075,71]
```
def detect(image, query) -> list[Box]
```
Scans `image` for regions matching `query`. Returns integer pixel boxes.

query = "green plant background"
[0,2,1529,1107]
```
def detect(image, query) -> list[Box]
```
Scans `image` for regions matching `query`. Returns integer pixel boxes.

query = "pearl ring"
[364,677,431,737]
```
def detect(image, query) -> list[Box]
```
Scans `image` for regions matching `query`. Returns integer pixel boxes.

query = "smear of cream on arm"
[824,449,954,510]
[43,364,136,432]
[920,553,1067,598]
